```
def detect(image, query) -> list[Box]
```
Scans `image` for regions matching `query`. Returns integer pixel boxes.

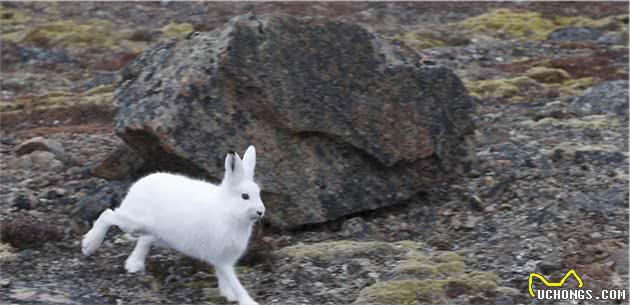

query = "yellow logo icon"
[528,269,584,297]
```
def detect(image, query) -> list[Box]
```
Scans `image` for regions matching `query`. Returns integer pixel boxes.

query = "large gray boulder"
[113,14,475,228]
[572,80,628,119]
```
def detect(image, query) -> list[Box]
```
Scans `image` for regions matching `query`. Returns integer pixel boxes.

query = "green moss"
[457,9,626,40]
[0,7,30,26]
[551,77,598,96]
[435,261,466,274]
[554,14,629,31]
[161,22,193,39]
[525,67,570,84]
[462,271,499,290]
[23,19,112,47]
[354,271,500,305]
[464,76,540,101]
[457,9,557,40]
[396,260,465,277]
[18,19,147,53]
[395,260,437,277]
[432,251,464,263]
[396,251,465,277]
[394,29,444,50]
[276,240,421,260]
[0,7,30,42]
[0,86,114,113]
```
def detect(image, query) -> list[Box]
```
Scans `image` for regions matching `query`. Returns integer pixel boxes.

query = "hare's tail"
[82,209,116,256]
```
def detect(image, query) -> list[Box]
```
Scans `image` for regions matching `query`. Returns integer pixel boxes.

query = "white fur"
[82,146,265,305]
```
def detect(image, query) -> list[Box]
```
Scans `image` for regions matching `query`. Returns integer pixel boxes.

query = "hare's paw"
[237,297,259,305]
[82,230,101,256]
[124,258,146,273]
[219,287,237,302]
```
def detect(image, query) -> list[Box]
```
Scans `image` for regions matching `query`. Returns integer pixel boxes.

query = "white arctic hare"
[82,146,265,305]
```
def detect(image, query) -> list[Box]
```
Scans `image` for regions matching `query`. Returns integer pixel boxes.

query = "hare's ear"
[223,150,246,187]
[242,145,256,180]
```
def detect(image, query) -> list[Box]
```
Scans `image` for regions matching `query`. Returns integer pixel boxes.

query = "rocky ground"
[1,2,628,305]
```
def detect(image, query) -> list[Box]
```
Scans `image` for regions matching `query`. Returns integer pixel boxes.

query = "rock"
[0,220,63,249]
[13,194,34,210]
[30,151,63,170]
[571,80,629,118]
[45,188,67,199]
[7,151,62,171]
[340,217,383,240]
[15,137,66,160]
[6,154,34,170]
[114,14,476,228]
[597,31,625,45]
[71,180,130,224]
[0,279,10,288]
[612,245,629,275]
[548,27,603,42]
[88,144,146,180]
[466,169,481,178]
[550,142,624,165]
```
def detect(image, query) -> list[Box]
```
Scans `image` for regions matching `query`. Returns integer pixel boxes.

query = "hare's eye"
[241,193,250,200]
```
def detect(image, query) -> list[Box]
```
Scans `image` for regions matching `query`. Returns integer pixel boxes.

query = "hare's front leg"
[125,235,155,273]
[217,270,237,302]
[215,264,258,305]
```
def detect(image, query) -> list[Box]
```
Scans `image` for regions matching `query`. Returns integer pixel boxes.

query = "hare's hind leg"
[125,235,155,273]
[82,209,116,256]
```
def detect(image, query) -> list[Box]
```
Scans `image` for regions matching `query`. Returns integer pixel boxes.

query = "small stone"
[481,176,494,186]
[16,137,66,159]
[467,170,481,178]
[470,195,484,212]
[7,155,33,170]
[461,215,482,229]
[13,194,33,210]
[495,159,512,167]
[0,279,10,287]
[46,188,67,199]
[498,204,512,211]
[30,151,61,169]
[537,261,561,274]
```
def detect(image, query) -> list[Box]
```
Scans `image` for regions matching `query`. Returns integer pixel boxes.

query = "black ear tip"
[228,150,235,155]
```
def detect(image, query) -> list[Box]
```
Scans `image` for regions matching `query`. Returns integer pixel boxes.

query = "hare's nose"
[256,211,263,216]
